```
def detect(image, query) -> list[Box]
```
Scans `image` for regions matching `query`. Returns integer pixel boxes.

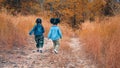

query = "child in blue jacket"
[48,18,62,54]
[29,18,45,53]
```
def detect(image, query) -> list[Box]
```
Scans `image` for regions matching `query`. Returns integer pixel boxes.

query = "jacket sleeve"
[58,28,62,39]
[29,25,36,35]
[48,28,52,39]
[42,26,45,33]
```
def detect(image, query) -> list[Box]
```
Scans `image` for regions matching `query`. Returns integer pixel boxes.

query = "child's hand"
[48,38,50,40]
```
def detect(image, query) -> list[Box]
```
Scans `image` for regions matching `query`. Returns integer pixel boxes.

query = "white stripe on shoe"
[54,50,58,54]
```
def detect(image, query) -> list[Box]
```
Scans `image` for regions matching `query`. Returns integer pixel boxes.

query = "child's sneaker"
[40,50,42,53]
[54,50,58,54]
[37,50,39,52]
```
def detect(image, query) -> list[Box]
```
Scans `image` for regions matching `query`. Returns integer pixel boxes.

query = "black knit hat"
[36,18,42,24]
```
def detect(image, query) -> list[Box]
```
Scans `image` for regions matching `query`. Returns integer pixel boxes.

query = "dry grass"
[79,16,120,68]
[0,12,37,50]
[0,13,23,50]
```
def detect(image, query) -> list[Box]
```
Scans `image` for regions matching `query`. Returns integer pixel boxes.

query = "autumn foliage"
[0,0,105,26]
[0,0,120,27]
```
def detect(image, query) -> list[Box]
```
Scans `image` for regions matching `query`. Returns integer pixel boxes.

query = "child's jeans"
[52,40,60,51]
[35,35,44,48]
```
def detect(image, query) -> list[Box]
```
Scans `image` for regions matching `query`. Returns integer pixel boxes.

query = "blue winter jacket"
[48,25,62,40]
[29,23,44,36]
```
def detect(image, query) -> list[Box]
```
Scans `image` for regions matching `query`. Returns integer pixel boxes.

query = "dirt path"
[0,36,97,68]
[68,37,96,68]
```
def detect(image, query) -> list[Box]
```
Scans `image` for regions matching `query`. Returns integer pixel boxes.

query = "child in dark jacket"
[48,18,62,54]
[29,18,45,53]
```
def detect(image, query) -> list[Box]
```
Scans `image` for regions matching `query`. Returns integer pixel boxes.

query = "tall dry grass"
[0,13,21,50]
[0,12,36,50]
[79,17,120,68]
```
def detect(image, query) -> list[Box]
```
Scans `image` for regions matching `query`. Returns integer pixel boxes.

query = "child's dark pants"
[35,35,44,48]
